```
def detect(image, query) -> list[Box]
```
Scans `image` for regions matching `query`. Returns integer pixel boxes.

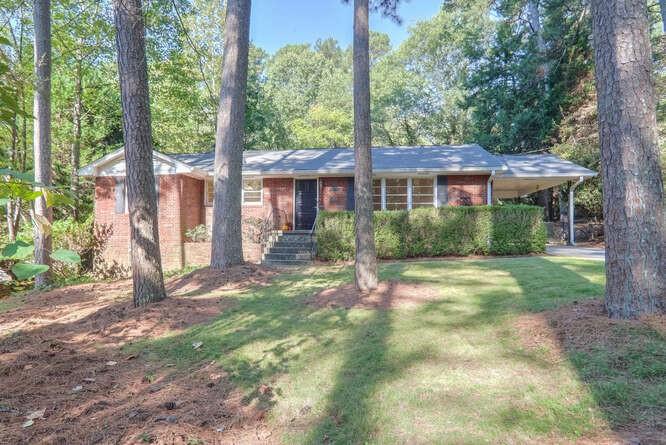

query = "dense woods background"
[1,0,664,227]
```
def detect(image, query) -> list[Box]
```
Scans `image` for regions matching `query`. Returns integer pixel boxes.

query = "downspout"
[486,170,496,205]
[568,176,584,246]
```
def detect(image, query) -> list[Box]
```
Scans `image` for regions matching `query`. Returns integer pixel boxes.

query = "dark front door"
[295,179,318,230]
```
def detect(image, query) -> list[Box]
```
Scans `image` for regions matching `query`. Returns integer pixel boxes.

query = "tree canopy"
[0,0,664,226]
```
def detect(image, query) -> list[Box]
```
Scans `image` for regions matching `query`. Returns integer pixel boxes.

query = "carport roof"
[499,154,596,178]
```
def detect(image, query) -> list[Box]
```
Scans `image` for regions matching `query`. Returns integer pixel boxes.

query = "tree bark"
[353,0,378,291]
[113,0,166,306]
[210,0,251,269]
[527,1,549,88]
[590,0,665,318]
[71,55,82,221]
[33,0,52,287]
[660,0,666,33]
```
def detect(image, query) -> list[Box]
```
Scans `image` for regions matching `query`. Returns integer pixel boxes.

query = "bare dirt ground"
[0,265,278,445]
[304,280,441,309]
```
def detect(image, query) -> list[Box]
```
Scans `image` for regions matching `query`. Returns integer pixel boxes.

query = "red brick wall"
[262,178,293,229]
[180,176,204,232]
[94,177,130,266]
[95,173,491,269]
[319,177,353,211]
[95,174,206,271]
[447,175,489,206]
[156,175,184,270]
[184,242,210,266]
[200,178,294,263]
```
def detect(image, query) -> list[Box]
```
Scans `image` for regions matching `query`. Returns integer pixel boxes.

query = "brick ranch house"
[79,144,595,269]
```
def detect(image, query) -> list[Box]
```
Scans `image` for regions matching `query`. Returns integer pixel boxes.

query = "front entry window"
[242,178,262,205]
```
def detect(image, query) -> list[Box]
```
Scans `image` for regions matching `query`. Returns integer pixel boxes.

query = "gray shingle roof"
[499,154,596,178]
[171,144,507,175]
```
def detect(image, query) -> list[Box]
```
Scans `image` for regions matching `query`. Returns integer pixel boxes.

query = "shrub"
[315,205,546,260]
[185,224,210,242]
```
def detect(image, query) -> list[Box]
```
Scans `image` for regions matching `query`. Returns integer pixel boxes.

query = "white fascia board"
[240,166,507,177]
[78,147,125,176]
[79,148,207,178]
[500,172,597,179]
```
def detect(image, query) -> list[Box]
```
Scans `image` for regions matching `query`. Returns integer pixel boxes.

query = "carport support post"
[568,176,584,246]
[486,170,495,205]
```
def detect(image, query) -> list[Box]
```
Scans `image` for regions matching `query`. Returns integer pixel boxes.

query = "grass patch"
[131,256,664,443]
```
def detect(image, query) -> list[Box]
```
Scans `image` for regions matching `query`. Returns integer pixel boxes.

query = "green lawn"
[133,257,665,444]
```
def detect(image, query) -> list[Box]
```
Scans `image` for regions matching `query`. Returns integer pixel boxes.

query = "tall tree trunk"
[210,0,251,269]
[353,0,378,291]
[71,56,83,221]
[113,0,166,306]
[590,0,665,318]
[527,0,549,93]
[33,0,52,287]
[660,0,666,33]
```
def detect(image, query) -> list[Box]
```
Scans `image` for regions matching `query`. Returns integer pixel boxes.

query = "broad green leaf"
[44,189,74,208]
[1,240,34,260]
[11,263,49,281]
[0,198,8,206]
[0,169,35,182]
[32,214,52,236]
[51,248,81,264]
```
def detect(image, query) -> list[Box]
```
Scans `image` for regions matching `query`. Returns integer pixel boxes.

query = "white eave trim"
[78,147,208,179]
[236,166,508,177]
[497,172,597,179]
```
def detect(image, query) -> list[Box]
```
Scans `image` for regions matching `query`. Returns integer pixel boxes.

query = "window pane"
[385,178,407,210]
[412,177,433,208]
[244,191,262,203]
[205,179,214,206]
[372,179,382,210]
[242,178,262,204]
[243,178,261,191]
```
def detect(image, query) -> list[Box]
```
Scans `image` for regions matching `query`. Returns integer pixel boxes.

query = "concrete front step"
[263,258,313,267]
[270,242,315,250]
[264,252,313,261]
[269,246,314,254]
[262,231,316,267]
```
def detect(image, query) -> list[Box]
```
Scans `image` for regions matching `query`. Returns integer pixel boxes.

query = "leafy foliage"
[315,205,546,260]
[0,169,80,281]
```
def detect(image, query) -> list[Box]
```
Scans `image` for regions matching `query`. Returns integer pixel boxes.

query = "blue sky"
[249,0,442,53]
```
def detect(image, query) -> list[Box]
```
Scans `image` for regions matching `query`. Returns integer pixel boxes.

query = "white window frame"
[242,177,263,206]
[204,178,214,207]
[382,177,409,211]
[411,176,435,209]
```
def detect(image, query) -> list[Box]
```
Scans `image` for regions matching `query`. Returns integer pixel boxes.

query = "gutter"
[487,170,496,205]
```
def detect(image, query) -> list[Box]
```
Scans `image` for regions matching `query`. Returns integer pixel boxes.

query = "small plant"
[0,168,81,281]
[138,432,155,443]
[185,224,210,242]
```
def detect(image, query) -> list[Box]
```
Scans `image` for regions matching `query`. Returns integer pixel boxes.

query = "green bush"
[315,205,546,260]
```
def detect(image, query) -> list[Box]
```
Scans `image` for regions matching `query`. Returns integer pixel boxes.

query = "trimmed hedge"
[315,205,546,261]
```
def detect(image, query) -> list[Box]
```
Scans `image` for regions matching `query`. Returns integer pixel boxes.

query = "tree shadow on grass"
[134,267,358,405]
[303,279,434,444]
[413,256,665,441]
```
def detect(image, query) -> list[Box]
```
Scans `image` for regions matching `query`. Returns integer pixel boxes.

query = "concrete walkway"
[545,245,605,260]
